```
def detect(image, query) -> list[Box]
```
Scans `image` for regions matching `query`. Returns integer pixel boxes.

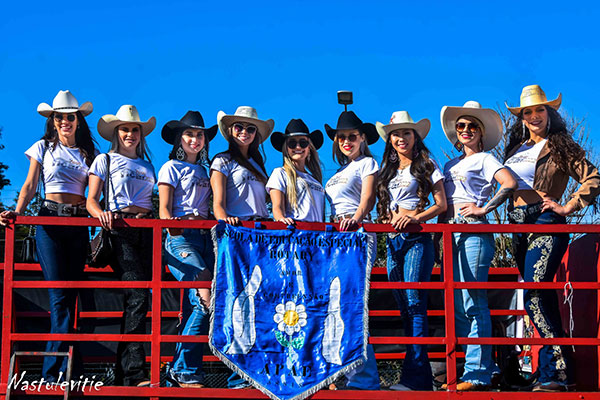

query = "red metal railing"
[1,216,600,399]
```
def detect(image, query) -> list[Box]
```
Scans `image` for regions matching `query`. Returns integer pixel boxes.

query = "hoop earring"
[388,149,398,163]
[546,117,551,134]
[176,146,186,161]
[413,146,419,159]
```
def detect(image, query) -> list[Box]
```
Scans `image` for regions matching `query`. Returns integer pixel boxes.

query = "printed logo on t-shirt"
[505,154,536,165]
[51,159,85,171]
[325,176,348,188]
[192,176,210,188]
[119,168,154,183]
[444,170,466,183]
[389,176,412,189]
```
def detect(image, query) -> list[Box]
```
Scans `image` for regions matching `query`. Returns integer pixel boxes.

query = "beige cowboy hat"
[376,111,430,141]
[505,84,562,116]
[97,105,156,141]
[441,101,503,151]
[217,106,274,144]
[38,90,93,117]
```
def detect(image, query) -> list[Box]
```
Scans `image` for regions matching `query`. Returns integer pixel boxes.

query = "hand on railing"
[390,214,420,231]
[0,210,18,227]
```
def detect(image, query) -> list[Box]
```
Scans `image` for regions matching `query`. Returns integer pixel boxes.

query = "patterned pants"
[511,209,573,385]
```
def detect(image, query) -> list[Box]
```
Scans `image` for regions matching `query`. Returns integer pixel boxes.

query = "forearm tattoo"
[483,187,515,214]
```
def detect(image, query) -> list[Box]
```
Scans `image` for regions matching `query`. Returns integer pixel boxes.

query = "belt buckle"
[509,208,525,224]
[57,203,74,217]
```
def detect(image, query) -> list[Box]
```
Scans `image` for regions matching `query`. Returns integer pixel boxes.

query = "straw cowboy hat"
[440,101,503,152]
[324,111,379,145]
[271,119,324,152]
[97,105,156,141]
[376,111,430,141]
[217,106,274,144]
[37,90,93,117]
[161,111,218,145]
[506,84,562,116]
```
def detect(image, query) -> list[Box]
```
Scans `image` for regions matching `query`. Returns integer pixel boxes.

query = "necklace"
[398,163,411,170]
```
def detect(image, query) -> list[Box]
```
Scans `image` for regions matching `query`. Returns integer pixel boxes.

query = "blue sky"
[1,0,599,206]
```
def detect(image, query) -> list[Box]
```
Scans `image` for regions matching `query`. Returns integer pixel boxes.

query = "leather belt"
[42,200,88,217]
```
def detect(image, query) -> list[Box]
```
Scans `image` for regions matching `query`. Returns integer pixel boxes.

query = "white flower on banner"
[274,301,307,336]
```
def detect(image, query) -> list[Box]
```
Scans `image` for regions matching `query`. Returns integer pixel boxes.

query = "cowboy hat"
[324,111,378,145]
[217,106,274,144]
[505,84,562,116]
[161,111,218,145]
[271,119,324,152]
[376,111,431,141]
[97,105,156,141]
[440,101,503,151]
[38,90,93,117]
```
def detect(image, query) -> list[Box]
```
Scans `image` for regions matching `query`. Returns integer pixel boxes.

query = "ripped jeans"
[164,229,215,385]
[386,232,434,390]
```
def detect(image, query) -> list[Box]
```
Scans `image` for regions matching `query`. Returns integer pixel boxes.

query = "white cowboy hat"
[37,90,93,117]
[376,111,430,141]
[97,105,156,141]
[440,101,503,151]
[217,106,274,144]
[505,84,562,116]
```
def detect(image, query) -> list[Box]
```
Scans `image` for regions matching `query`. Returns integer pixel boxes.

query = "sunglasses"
[287,139,310,149]
[336,133,359,142]
[54,113,76,122]
[455,122,480,133]
[233,123,257,135]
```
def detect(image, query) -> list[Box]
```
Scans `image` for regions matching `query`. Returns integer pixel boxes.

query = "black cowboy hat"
[324,111,379,145]
[161,111,218,145]
[271,119,324,152]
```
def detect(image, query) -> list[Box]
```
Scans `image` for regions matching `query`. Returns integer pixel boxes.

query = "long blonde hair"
[282,139,322,210]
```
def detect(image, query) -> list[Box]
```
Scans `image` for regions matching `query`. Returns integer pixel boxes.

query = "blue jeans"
[35,207,88,381]
[165,229,214,385]
[510,208,572,385]
[452,221,499,385]
[386,233,433,390]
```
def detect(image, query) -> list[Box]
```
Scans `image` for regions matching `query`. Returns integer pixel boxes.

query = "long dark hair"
[42,111,97,167]
[376,130,435,222]
[221,129,268,184]
[168,129,210,166]
[504,106,584,171]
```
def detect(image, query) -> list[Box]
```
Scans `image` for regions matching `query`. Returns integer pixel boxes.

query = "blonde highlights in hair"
[282,138,322,210]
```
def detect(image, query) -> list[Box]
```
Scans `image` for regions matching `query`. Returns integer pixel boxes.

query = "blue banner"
[209,222,374,400]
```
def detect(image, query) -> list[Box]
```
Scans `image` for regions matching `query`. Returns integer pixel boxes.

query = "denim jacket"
[506,141,600,211]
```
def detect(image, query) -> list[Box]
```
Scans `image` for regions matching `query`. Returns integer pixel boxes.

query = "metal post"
[1,224,15,396]
[150,225,162,390]
[442,229,457,390]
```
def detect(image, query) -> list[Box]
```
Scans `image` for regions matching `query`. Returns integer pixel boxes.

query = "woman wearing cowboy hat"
[210,106,273,225]
[439,101,517,391]
[86,104,156,387]
[158,111,217,388]
[324,110,380,390]
[0,90,97,382]
[210,106,273,389]
[267,119,325,224]
[375,111,447,391]
[504,85,600,392]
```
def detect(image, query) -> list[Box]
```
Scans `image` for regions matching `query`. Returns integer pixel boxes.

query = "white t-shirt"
[158,160,211,218]
[89,153,156,212]
[266,167,325,222]
[444,153,505,206]
[504,139,547,190]
[388,162,444,211]
[325,156,379,217]
[210,152,268,220]
[25,140,92,196]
